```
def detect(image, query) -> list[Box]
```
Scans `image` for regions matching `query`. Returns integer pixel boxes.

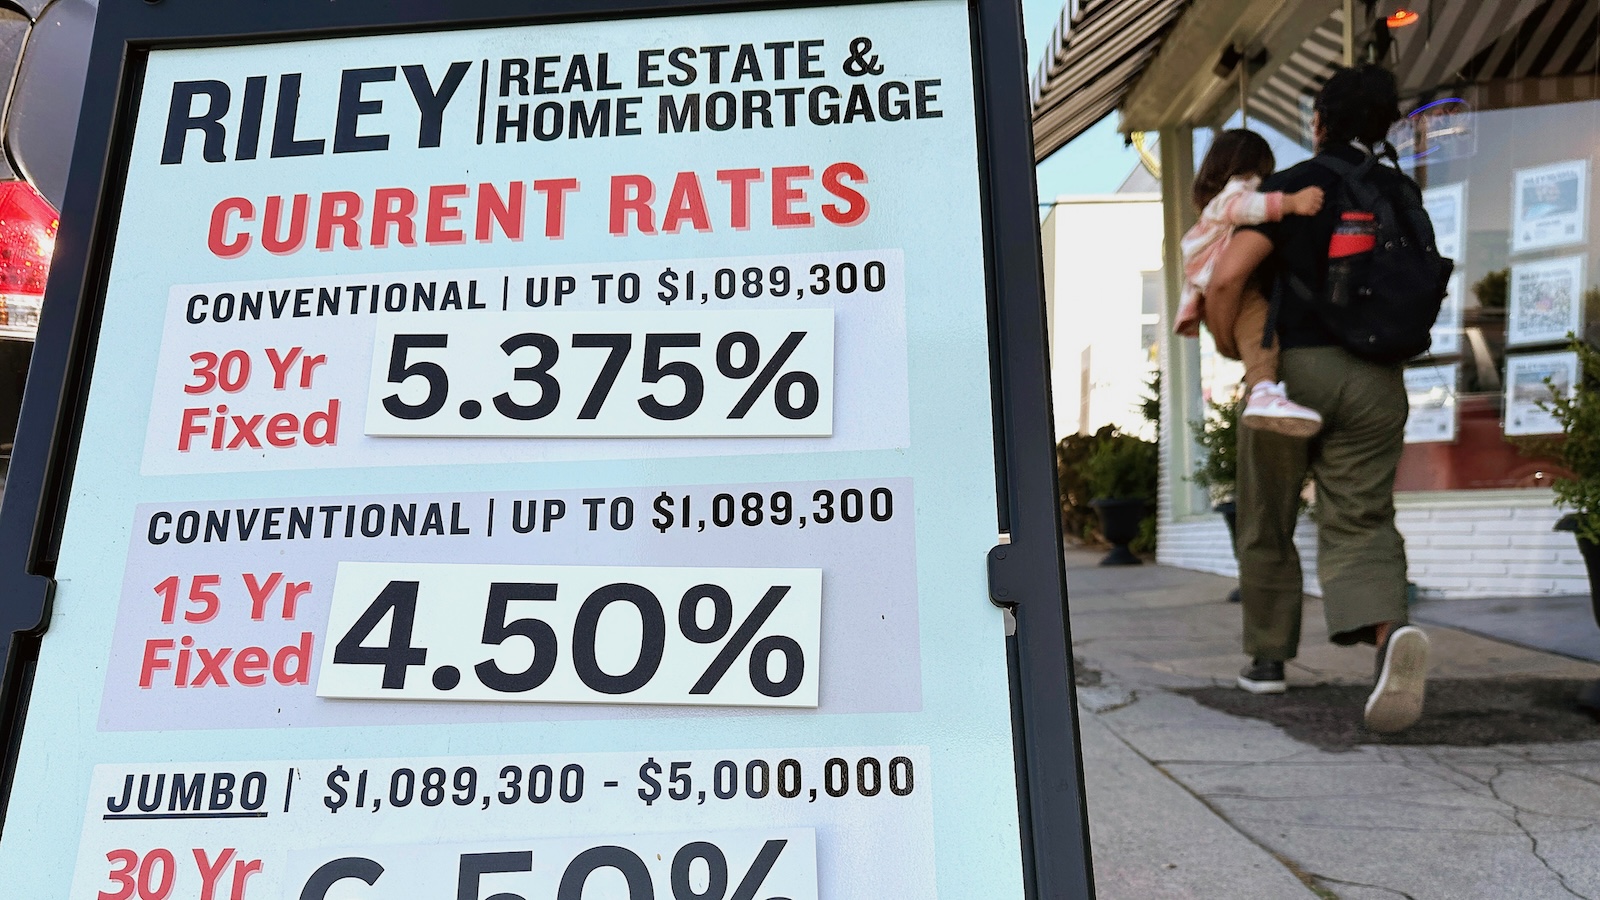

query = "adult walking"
[1205,64,1438,733]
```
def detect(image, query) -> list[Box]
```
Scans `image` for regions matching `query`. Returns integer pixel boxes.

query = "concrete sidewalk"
[1066,547,1600,899]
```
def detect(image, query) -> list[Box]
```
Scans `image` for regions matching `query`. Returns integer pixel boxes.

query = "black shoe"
[1227,587,1242,603]
[1237,659,1286,694]
[1365,626,1429,733]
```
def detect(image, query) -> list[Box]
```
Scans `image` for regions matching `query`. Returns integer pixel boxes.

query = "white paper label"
[316,562,822,707]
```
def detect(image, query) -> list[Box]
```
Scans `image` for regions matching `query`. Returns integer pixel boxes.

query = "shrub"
[1083,432,1158,502]
[1057,426,1115,543]
[1190,393,1244,506]
[1539,334,1600,544]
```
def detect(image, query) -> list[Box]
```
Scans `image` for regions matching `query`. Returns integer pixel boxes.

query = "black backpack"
[1276,149,1454,364]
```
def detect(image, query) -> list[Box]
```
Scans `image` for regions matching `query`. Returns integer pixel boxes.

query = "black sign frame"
[0,1,1092,896]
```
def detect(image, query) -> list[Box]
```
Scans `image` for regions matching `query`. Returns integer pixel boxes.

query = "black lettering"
[404,62,470,148]
[162,80,230,165]
[333,66,395,154]
[271,73,326,158]
[169,773,204,812]
[569,99,610,139]
[236,76,268,161]
[637,49,664,88]
[915,79,943,118]
[147,512,173,546]
[660,94,700,133]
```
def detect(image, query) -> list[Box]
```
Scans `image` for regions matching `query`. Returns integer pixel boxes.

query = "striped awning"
[1247,0,1593,146]
[1030,0,1190,162]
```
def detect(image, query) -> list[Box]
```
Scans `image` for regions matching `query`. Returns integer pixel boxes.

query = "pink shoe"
[1242,381,1323,437]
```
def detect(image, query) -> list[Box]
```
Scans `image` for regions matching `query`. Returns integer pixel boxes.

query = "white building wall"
[1157,496,1588,599]
[1041,194,1163,440]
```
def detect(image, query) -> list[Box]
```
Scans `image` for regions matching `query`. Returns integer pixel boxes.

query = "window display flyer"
[1430,273,1464,356]
[1422,181,1465,261]
[1503,351,1578,436]
[1403,364,1457,443]
[1511,159,1588,253]
[1508,255,1584,347]
[0,3,1051,897]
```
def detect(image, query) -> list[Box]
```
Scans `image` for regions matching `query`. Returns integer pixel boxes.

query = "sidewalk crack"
[1092,717,1323,896]
[1429,755,1595,900]
[1306,872,1417,899]
[1481,764,1595,900]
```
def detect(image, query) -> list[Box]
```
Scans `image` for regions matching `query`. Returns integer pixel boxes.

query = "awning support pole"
[1342,0,1356,65]
[1239,63,1249,126]
[1157,126,1205,522]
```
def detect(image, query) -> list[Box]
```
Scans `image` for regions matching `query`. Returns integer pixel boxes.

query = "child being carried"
[1175,129,1324,437]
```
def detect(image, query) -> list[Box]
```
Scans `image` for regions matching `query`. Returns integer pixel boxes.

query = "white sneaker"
[1242,381,1323,438]
[1365,626,1430,733]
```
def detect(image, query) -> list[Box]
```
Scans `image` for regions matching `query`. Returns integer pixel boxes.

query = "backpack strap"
[1312,152,1382,208]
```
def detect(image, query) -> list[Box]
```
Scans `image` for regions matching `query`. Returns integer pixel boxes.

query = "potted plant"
[1082,430,1158,566]
[1543,333,1600,607]
[1191,392,1245,600]
[1541,330,1600,714]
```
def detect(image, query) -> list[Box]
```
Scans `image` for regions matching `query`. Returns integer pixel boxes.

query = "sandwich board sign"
[0,0,1093,897]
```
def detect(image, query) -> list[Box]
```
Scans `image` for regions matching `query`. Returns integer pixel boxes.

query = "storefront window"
[1393,87,1599,491]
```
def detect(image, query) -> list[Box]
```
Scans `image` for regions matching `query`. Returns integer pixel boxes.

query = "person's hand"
[1285,186,1324,216]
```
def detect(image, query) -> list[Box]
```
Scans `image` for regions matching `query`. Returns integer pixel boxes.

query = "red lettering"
[261,194,309,254]
[315,191,363,250]
[609,175,656,235]
[661,172,711,233]
[534,178,579,239]
[425,183,469,244]
[178,408,209,451]
[193,647,233,686]
[716,169,763,230]
[265,413,298,447]
[771,166,813,228]
[232,647,269,686]
[274,633,314,685]
[245,572,285,621]
[821,162,869,226]
[139,639,174,688]
[208,198,253,258]
[194,848,236,900]
[370,187,418,247]
[476,182,525,242]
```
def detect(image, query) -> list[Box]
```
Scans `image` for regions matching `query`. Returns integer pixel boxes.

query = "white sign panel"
[1509,255,1584,347]
[71,747,932,898]
[0,3,1031,898]
[1512,159,1588,253]
[1504,351,1578,436]
[1404,364,1457,443]
[1429,272,1464,356]
[1422,181,1465,262]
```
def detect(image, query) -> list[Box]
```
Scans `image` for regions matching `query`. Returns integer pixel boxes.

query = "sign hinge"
[987,544,1018,609]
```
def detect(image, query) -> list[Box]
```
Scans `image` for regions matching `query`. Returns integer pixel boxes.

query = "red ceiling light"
[0,180,58,336]
[1387,9,1421,28]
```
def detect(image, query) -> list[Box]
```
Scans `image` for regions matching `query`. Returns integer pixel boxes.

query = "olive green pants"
[1236,346,1410,660]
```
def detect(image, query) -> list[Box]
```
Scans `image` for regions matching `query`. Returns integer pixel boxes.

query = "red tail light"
[0,180,58,338]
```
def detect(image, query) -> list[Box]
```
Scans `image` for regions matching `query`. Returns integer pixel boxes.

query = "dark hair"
[1314,64,1401,148]
[1193,129,1276,210]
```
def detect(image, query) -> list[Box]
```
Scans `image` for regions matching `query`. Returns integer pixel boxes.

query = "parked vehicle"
[0,0,95,493]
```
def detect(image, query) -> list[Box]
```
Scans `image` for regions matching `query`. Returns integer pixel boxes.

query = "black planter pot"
[1090,497,1148,566]
[1554,514,1600,629]
[1215,500,1242,603]
[1553,514,1600,718]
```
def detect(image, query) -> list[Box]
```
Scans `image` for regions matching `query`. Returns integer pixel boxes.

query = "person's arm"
[1218,185,1323,227]
[1203,229,1274,360]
